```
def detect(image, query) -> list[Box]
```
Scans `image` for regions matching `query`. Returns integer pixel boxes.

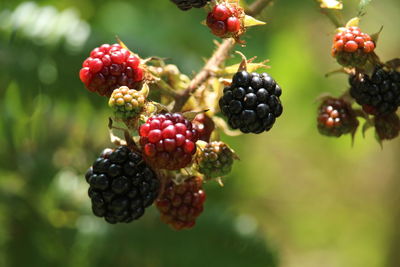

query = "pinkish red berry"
[206,2,243,39]
[344,40,358,52]
[79,43,145,97]
[139,113,199,170]
[212,4,231,21]
[331,27,376,67]
[226,17,241,33]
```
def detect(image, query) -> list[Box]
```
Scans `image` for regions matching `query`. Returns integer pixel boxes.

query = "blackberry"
[139,113,199,170]
[219,71,283,134]
[197,141,236,179]
[171,0,210,11]
[349,67,400,115]
[332,26,375,67]
[317,97,359,137]
[375,113,400,141]
[206,2,244,38]
[79,43,144,97]
[156,176,206,230]
[192,113,215,142]
[85,146,159,224]
[109,86,147,119]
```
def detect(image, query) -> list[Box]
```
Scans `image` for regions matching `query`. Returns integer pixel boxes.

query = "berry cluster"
[108,86,147,119]
[170,0,210,10]
[332,26,375,67]
[349,67,400,115]
[206,3,243,38]
[219,71,283,134]
[197,141,236,179]
[156,176,206,230]
[85,146,159,224]
[317,97,359,137]
[79,44,144,97]
[139,113,199,170]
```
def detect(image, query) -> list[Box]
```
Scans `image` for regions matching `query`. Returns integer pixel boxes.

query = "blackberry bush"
[79,0,284,229]
[317,97,359,137]
[349,67,400,115]
[156,176,206,230]
[317,3,400,144]
[85,146,159,224]
[219,71,283,134]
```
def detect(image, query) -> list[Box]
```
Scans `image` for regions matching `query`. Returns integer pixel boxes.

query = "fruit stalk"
[172,0,274,112]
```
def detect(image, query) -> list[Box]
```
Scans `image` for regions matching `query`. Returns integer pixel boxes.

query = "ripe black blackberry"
[317,97,359,137]
[85,146,159,224]
[349,67,400,115]
[219,71,283,134]
[171,0,210,10]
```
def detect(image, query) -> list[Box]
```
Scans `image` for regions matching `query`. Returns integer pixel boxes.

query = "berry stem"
[319,8,344,28]
[172,0,274,112]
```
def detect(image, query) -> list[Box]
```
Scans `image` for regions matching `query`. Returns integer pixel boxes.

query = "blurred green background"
[0,0,399,266]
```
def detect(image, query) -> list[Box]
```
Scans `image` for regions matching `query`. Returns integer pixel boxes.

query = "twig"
[172,0,274,112]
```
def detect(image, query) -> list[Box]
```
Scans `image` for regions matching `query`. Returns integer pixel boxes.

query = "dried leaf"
[183,110,209,120]
[362,120,373,138]
[213,117,242,136]
[243,15,266,28]
[345,17,360,28]
[319,0,343,10]
[386,58,400,70]
[139,83,150,97]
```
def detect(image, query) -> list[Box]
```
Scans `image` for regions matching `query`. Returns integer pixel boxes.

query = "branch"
[172,0,273,112]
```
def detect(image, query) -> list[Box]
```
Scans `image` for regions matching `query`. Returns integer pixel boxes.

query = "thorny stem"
[172,0,274,112]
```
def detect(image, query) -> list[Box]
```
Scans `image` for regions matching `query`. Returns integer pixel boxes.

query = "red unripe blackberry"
[212,4,231,21]
[85,146,159,224]
[317,97,359,137]
[192,113,215,142]
[349,67,400,115]
[226,17,241,33]
[156,176,206,230]
[375,113,400,141]
[139,113,199,170]
[170,0,211,10]
[79,44,144,97]
[331,27,375,67]
[206,3,243,38]
[219,71,283,134]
